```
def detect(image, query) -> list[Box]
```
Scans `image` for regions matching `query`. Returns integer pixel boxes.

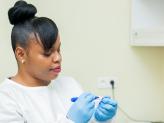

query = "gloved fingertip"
[101,98,110,103]
[110,100,117,106]
[101,97,117,106]
[95,96,99,99]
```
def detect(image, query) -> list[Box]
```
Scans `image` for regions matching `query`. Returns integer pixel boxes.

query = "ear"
[15,47,26,64]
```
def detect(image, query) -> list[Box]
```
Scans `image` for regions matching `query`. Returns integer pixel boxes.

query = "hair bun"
[8,0,37,25]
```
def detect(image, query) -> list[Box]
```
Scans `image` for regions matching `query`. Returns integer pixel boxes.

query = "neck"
[11,70,50,87]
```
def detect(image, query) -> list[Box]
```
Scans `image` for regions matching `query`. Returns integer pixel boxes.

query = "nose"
[52,51,62,63]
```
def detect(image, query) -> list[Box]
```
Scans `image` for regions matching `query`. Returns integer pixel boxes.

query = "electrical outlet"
[97,76,117,89]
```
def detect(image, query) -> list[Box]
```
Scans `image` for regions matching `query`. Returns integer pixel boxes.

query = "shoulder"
[0,78,23,109]
[0,79,17,103]
[0,79,21,113]
[0,79,14,94]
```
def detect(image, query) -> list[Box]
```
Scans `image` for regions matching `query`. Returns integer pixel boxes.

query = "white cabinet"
[131,0,164,46]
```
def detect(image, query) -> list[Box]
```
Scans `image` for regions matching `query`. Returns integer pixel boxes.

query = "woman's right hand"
[67,92,96,123]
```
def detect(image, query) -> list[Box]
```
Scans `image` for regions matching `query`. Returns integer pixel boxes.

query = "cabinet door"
[131,0,164,46]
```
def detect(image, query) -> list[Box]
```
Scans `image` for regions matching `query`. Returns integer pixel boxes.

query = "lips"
[51,66,61,73]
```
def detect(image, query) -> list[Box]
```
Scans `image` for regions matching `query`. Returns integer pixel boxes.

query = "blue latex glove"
[94,96,117,122]
[67,92,96,123]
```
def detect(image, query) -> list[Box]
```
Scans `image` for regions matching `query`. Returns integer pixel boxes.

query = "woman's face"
[23,34,62,83]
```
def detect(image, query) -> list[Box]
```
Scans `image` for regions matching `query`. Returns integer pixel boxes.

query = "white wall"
[1,0,164,122]
[0,0,17,80]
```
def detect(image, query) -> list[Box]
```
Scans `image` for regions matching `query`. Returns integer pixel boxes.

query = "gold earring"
[21,60,25,64]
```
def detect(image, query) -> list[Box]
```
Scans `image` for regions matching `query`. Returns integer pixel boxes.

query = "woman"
[0,1,117,123]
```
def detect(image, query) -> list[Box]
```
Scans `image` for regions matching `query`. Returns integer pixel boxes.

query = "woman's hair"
[8,0,58,52]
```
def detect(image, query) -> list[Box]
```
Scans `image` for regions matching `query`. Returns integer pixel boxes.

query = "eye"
[43,53,51,57]
[43,51,52,57]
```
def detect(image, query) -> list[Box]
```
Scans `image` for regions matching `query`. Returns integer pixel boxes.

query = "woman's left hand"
[94,96,117,122]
